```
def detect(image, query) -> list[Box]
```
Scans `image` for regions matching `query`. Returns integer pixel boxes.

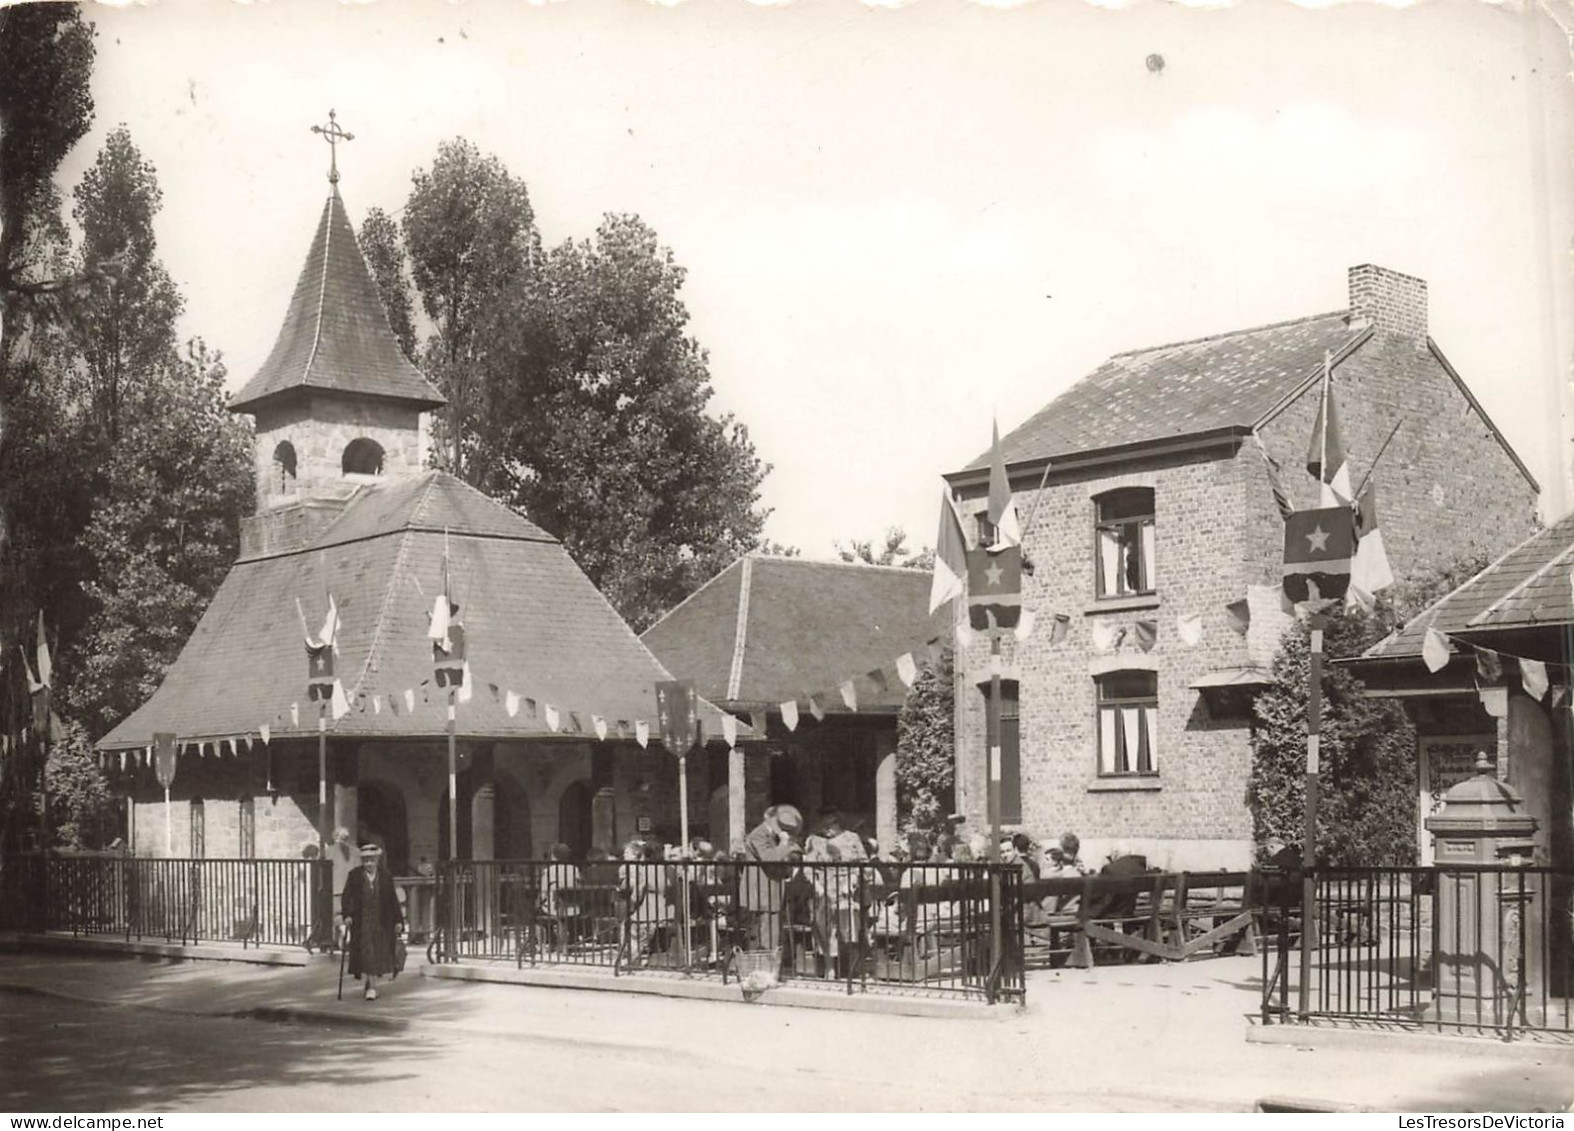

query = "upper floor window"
[1096,671,1157,777]
[342,438,385,477]
[273,441,298,495]
[1095,488,1155,598]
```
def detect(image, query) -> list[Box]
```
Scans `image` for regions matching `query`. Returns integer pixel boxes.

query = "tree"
[401,139,540,477]
[66,341,252,739]
[478,214,769,629]
[67,126,183,443]
[359,206,416,360]
[836,526,932,569]
[44,721,117,849]
[1248,606,1417,866]
[0,4,95,312]
[895,647,955,841]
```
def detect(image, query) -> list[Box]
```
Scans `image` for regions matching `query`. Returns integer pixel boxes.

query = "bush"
[895,647,955,842]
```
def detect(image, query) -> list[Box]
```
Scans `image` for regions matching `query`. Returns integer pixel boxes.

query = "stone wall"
[248,391,426,512]
[128,742,320,859]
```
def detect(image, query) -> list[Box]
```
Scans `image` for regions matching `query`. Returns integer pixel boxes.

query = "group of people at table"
[331,813,1095,999]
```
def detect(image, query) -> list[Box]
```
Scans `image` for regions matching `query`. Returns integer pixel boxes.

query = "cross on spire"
[310,110,354,186]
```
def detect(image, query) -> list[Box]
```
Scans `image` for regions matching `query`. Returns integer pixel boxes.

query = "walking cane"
[337,920,350,1001]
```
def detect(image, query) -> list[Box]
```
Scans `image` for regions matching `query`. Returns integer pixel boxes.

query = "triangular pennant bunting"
[635,720,650,748]
[781,699,800,731]
[839,680,858,711]
[1177,614,1203,646]
[1521,658,1550,702]
[505,691,520,718]
[895,653,918,689]
[1422,628,1452,674]
[721,714,738,748]
[1014,609,1035,642]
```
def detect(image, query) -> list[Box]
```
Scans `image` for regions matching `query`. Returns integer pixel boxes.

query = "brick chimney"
[1348,264,1428,340]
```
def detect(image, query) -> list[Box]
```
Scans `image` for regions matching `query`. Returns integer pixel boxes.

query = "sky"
[65,0,1574,558]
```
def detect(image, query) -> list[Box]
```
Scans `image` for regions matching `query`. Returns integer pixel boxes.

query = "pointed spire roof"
[228,189,445,413]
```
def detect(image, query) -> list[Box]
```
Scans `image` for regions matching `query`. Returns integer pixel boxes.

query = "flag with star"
[1282,506,1354,604]
[968,544,1022,629]
[299,595,338,702]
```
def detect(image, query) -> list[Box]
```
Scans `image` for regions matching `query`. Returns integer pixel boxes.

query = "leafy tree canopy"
[836,526,932,570]
[367,145,771,631]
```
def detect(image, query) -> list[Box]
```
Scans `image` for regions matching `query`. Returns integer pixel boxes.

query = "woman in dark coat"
[342,843,403,1000]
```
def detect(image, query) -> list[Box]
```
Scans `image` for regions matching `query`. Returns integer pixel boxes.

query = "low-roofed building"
[643,554,945,850]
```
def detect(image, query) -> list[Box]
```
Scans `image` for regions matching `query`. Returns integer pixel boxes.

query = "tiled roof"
[1362,510,1574,660]
[962,312,1363,471]
[642,555,947,713]
[100,471,743,748]
[229,191,445,413]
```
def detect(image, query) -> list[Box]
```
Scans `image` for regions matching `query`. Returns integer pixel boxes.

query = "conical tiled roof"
[228,190,445,412]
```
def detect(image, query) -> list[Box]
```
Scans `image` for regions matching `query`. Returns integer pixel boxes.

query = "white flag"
[635,719,650,748]
[1521,658,1550,702]
[506,691,520,718]
[780,699,799,731]
[1177,614,1203,646]
[427,592,452,650]
[456,661,473,704]
[895,653,918,688]
[1479,685,1508,718]
[592,715,608,741]
[1422,628,1451,674]
[331,680,350,720]
[1014,609,1036,642]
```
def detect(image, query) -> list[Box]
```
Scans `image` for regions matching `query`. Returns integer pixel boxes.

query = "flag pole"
[986,611,1004,986]
[318,701,329,856]
[1299,612,1326,1020]
[448,688,458,863]
[1319,351,1331,505]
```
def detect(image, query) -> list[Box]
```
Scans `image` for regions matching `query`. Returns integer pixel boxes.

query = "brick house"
[943,265,1539,871]
[643,555,944,850]
[97,176,746,870]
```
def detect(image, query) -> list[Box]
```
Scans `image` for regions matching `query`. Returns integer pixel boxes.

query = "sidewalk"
[1,948,1570,1112]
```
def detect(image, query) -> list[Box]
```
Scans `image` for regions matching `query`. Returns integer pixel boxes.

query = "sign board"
[153,732,178,790]
[654,680,699,753]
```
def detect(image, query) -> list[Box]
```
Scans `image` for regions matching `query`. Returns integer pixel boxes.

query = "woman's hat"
[773,804,804,834]
[360,843,383,856]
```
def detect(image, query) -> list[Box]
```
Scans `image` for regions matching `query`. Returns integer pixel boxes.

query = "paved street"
[1,950,1570,1112]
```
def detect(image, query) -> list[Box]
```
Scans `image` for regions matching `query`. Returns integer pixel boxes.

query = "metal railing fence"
[431,858,1025,1004]
[1260,865,1574,1040]
[14,855,330,950]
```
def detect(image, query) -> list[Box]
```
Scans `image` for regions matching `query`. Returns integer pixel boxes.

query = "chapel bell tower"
[227,112,445,553]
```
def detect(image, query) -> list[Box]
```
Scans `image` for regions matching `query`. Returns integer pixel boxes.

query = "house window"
[1095,488,1155,598]
[1096,671,1157,776]
[190,797,206,859]
[978,680,1022,824]
[239,796,256,859]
